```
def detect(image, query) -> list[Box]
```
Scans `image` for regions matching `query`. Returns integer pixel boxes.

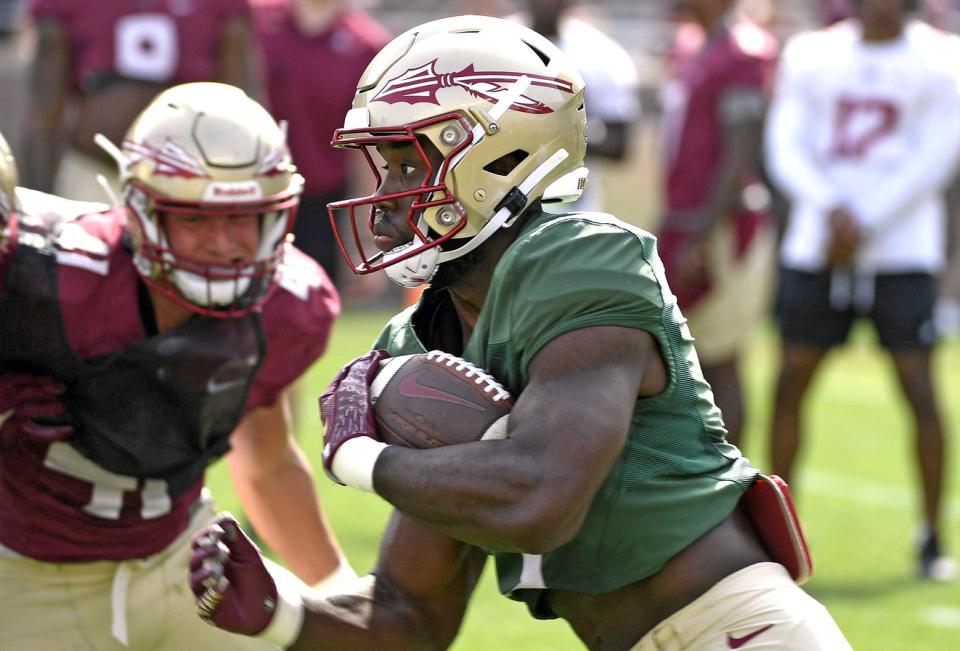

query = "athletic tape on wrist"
[310,560,360,597]
[260,562,306,649]
[331,437,388,493]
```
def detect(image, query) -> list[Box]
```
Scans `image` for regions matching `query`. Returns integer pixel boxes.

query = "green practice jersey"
[373,210,759,618]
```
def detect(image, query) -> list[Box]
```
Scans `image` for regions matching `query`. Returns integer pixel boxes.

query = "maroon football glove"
[319,348,391,483]
[190,515,280,637]
[0,372,74,444]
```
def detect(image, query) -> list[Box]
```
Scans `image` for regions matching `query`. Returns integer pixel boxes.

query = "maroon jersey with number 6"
[30,0,249,92]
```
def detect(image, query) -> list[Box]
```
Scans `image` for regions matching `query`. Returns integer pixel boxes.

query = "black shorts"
[775,267,938,351]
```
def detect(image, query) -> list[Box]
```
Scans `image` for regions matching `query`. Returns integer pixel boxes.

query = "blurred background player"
[765,0,960,581]
[251,0,391,289]
[656,0,778,447]
[21,0,261,203]
[0,84,354,649]
[518,0,640,212]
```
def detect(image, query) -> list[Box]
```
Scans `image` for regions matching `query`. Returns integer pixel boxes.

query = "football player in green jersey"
[188,15,852,651]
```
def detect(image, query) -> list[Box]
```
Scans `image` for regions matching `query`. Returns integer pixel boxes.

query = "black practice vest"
[0,211,266,497]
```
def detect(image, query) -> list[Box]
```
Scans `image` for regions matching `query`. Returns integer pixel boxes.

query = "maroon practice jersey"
[252,0,390,196]
[30,0,249,92]
[662,21,776,215]
[658,20,777,309]
[0,204,338,562]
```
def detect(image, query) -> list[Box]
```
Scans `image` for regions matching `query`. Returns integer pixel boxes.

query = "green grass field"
[205,308,960,650]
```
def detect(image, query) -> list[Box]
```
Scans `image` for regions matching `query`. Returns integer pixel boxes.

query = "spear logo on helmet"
[373,59,573,115]
[123,138,211,179]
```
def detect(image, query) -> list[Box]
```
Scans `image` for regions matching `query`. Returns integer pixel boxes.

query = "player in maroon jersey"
[252,0,390,286]
[656,0,778,447]
[20,0,260,203]
[0,83,354,649]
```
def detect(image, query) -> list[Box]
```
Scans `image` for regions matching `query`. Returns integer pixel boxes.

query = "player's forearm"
[293,587,448,651]
[698,121,759,231]
[764,98,840,212]
[373,442,585,554]
[683,86,766,232]
[22,97,66,193]
[19,125,61,193]
[23,19,69,191]
[191,514,458,651]
[219,16,264,102]
[234,452,347,585]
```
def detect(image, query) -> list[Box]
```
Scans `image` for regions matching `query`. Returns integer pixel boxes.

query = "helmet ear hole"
[522,40,552,66]
[483,150,528,177]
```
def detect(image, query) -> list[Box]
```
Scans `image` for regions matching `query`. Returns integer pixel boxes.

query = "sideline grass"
[207,309,960,650]
[741,322,960,650]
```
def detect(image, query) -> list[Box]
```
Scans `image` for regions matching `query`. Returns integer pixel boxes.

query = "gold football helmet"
[0,131,17,256]
[99,82,303,317]
[328,15,588,287]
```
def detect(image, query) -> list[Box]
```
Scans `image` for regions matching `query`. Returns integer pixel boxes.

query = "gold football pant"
[0,494,278,651]
[631,562,851,651]
[685,222,776,366]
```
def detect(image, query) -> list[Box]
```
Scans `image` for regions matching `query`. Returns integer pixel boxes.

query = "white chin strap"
[383,148,570,289]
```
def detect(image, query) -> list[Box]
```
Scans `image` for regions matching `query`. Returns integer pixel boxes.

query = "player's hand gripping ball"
[319,348,391,480]
[369,351,512,448]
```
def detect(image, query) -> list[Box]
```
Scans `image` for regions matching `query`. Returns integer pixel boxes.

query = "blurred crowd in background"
[0,0,845,267]
[4,0,960,305]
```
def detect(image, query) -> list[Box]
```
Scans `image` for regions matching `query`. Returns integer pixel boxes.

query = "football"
[370,351,512,448]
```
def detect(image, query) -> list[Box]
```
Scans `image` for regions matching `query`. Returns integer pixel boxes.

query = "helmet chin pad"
[383,243,440,288]
[170,268,253,308]
[542,167,589,205]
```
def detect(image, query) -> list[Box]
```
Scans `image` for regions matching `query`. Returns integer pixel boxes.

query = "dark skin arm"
[372,325,665,554]
[669,107,764,292]
[294,512,487,650]
[292,325,664,649]
[218,15,264,102]
[21,17,71,192]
